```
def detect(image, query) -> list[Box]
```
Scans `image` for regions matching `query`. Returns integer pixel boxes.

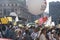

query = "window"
[6,4,8,6]
[17,4,20,6]
[2,4,4,6]
[3,9,6,16]
[9,4,12,6]
[0,9,2,16]
[13,3,15,6]
[12,4,13,6]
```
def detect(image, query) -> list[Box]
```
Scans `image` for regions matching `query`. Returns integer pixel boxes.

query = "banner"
[0,38,12,40]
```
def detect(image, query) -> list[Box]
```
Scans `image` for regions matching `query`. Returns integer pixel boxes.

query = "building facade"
[0,0,26,16]
[0,0,35,22]
[49,2,60,24]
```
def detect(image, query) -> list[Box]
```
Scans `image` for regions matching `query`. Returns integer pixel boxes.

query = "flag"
[1,17,8,24]
[7,17,12,22]
[39,17,44,25]
[51,22,55,26]
[44,16,52,26]
[15,16,19,22]
[43,16,47,23]
[39,16,47,25]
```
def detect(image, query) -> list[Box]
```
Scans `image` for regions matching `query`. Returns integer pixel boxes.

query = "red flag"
[38,16,47,25]
[43,16,47,23]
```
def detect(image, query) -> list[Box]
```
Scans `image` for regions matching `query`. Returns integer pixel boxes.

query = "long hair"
[40,28,46,35]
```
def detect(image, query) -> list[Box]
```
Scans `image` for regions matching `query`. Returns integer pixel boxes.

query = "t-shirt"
[31,32,38,40]
[40,34,47,40]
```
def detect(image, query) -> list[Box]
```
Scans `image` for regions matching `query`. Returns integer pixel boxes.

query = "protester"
[0,22,60,40]
[39,28,47,40]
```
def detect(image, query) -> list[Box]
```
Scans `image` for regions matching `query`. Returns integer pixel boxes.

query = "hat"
[56,24,60,28]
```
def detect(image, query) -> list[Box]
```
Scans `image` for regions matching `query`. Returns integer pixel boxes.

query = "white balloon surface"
[26,0,47,15]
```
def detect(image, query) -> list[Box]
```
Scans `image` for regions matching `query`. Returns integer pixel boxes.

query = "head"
[34,27,40,32]
[25,29,30,35]
[2,25,6,31]
[16,29,22,36]
[41,28,47,34]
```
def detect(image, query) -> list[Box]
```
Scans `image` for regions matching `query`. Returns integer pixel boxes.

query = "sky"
[47,0,60,2]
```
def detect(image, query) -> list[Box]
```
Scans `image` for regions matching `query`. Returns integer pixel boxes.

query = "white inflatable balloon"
[26,0,47,15]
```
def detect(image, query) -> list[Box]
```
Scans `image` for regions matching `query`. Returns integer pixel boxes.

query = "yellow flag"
[1,17,8,24]
[7,17,12,22]
[13,22,17,26]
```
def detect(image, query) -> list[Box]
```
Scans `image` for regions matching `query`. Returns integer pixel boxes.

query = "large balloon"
[26,0,47,15]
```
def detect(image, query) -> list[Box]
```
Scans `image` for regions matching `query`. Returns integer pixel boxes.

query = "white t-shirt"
[51,34,56,40]
[31,32,38,40]
[47,32,52,40]
[40,34,47,40]
[0,32,2,37]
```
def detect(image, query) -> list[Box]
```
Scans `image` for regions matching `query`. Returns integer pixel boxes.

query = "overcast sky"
[47,0,60,2]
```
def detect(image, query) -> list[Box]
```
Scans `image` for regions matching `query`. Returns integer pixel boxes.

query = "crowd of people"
[0,23,60,40]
